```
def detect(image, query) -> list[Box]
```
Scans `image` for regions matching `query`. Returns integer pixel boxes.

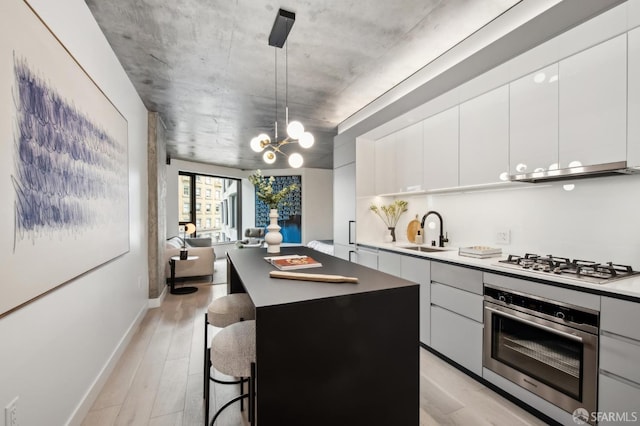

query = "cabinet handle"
[601,330,640,347]
[485,306,584,343]
[348,220,355,244]
[348,250,356,263]
[600,369,640,390]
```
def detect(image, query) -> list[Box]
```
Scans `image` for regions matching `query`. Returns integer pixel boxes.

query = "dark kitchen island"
[226,246,419,426]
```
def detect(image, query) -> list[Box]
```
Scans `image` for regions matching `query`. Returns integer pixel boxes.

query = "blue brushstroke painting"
[254,175,301,244]
[11,55,128,239]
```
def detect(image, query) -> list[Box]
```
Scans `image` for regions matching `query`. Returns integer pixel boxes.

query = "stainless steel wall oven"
[483,284,599,421]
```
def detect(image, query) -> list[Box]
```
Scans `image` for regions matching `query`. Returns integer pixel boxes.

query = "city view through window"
[178,172,241,243]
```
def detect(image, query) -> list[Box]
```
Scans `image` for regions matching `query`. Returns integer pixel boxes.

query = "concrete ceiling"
[85,0,520,170]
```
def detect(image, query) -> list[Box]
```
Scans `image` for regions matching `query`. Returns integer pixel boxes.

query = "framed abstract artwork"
[254,175,301,244]
[0,0,129,316]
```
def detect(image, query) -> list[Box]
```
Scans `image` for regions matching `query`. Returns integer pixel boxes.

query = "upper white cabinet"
[423,106,459,190]
[509,64,559,175]
[356,138,376,197]
[628,27,640,168]
[558,34,627,168]
[395,122,423,192]
[459,86,509,186]
[374,132,397,194]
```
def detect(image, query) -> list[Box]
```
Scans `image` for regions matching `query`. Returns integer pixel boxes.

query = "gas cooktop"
[495,253,639,285]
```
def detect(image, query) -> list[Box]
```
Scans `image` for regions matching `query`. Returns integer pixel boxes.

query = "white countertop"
[358,241,640,301]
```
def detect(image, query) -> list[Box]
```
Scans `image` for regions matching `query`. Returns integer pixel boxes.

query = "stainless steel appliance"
[483,284,599,421]
[496,253,639,284]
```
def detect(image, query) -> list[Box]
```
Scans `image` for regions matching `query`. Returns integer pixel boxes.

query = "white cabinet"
[374,133,397,194]
[400,255,431,345]
[333,162,355,261]
[459,86,509,185]
[509,64,559,175]
[628,27,640,168]
[356,138,376,196]
[377,250,401,276]
[429,262,484,375]
[559,34,627,168]
[598,296,640,424]
[395,122,423,192]
[356,245,378,269]
[423,106,459,190]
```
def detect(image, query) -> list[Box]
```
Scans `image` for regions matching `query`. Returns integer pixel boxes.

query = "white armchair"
[165,237,216,280]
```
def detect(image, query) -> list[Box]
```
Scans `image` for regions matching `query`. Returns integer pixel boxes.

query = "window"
[178,172,241,241]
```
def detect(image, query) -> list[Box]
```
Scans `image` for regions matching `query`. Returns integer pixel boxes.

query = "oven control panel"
[484,285,599,329]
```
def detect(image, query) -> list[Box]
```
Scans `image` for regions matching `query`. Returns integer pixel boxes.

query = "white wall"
[166,161,333,244]
[359,175,640,269]
[0,1,149,425]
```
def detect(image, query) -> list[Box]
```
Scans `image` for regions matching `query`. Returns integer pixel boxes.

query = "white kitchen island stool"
[205,320,256,426]
[203,294,255,414]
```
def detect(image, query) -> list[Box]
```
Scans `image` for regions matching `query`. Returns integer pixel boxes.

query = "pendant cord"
[285,20,289,126]
[274,47,278,141]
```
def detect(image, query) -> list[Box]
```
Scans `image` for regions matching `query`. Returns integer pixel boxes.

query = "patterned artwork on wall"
[0,0,129,317]
[255,175,301,243]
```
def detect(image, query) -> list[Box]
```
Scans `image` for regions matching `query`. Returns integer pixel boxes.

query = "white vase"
[265,208,283,253]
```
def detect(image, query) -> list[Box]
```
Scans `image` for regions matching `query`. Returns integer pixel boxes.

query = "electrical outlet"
[5,396,18,426]
[496,228,511,244]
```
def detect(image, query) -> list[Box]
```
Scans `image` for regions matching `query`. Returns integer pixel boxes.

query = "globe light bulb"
[287,121,304,139]
[568,160,583,168]
[250,137,263,152]
[499,172,509,181]
[516,163,527,173]
[263,150,276,164]
[288,153,303,168]
[299,131,314,148]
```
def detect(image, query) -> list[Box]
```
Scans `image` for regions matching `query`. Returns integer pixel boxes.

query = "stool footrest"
[210,393,248,426]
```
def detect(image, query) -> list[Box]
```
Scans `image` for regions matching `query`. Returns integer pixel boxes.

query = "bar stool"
[203,294,255,416]
[205,320,256,426]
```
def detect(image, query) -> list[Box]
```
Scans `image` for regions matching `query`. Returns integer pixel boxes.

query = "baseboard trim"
[148,285,167,308]
[66,302,148,425]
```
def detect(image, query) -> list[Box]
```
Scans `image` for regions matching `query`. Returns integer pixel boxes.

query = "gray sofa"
[165,236,216,280]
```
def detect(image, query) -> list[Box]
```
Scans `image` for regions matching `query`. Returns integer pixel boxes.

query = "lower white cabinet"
[429,262,484,376]
[430,304,483,376]
[333,243,355,262]
[356,246,378,270]
[598,297,640,423]
[400,255,431,346]
[598,373,640,425]
[377,250,402,276]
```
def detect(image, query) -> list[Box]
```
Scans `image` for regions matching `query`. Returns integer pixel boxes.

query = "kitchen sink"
[399,245,450,253]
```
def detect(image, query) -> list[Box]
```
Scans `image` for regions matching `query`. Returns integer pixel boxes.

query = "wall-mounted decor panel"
[254,175,301,244]
[0,0,129,317]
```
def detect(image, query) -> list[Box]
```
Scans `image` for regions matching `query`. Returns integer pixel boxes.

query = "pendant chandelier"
[249,9,314,169]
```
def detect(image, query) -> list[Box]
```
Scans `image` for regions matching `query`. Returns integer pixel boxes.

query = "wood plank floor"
[83,260,549,426]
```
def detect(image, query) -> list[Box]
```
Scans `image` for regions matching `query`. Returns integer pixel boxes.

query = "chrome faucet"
[420,211,448,247]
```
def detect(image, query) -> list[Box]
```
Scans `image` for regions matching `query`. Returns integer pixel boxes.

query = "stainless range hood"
[510,161,640,183]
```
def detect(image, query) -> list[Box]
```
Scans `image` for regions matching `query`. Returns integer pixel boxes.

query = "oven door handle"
[485,306,584,343]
